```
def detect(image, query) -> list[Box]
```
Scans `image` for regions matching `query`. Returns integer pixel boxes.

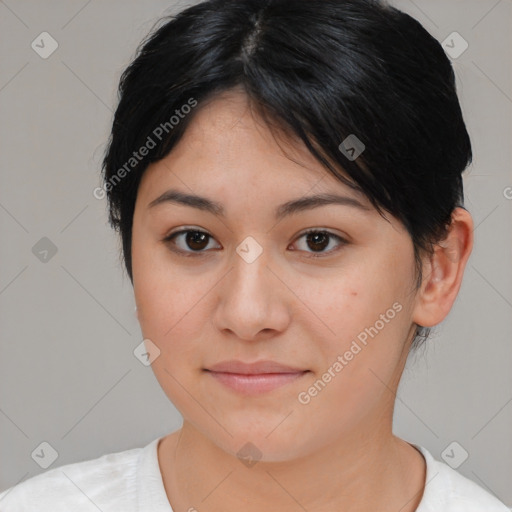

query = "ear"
[412,207,474,328]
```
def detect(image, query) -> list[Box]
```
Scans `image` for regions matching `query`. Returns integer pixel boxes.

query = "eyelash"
[162,228,347,259]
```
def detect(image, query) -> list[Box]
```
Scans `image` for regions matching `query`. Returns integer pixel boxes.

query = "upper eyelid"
[164,227,214,242]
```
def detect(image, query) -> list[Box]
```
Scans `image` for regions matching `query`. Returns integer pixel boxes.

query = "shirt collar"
[137,436,174,511]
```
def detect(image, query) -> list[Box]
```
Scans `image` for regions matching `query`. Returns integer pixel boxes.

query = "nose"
[212,242,291,341]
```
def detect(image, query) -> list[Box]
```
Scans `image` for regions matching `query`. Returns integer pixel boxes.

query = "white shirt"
[0,437,509,511]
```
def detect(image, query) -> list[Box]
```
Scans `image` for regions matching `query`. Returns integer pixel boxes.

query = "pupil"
[307,232,328,251]
[187,231,208,250]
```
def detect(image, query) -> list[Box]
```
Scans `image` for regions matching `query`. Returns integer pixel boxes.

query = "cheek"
[134,270,208,355]
[302,268,389,346]
[296,305,408,436]
[132,229,203,349]
[302,263,410,392]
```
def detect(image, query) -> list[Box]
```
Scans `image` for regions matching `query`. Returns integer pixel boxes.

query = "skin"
[131,88,474,512]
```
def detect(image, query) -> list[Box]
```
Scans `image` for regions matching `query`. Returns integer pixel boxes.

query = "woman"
[1,0,508,510]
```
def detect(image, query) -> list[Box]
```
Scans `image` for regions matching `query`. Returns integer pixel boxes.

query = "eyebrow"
[148,188,371,220]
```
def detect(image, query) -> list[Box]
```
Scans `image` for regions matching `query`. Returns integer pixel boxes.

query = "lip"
[204,360,309,395]
[205,359,307,374]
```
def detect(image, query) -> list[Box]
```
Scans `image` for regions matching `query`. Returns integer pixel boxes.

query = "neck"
[158,420,426,512]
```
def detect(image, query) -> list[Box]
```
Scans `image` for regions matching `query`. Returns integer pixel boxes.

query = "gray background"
[1,0,511,506]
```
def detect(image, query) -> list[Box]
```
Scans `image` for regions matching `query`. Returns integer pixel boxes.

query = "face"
[131,89,420,462]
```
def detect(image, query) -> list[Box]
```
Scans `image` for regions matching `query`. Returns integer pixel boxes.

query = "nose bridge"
[230,235,273,308]
[213,235,289,339]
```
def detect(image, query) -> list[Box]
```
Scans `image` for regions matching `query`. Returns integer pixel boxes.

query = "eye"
[162,227,347,258]
[290,229,347,258]
[163,228,221,256]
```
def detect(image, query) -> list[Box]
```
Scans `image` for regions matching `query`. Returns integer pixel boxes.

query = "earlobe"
[412,207,474,328]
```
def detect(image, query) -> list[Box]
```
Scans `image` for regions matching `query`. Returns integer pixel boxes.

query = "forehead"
[170,90,326,182]
[138,89,371,207]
